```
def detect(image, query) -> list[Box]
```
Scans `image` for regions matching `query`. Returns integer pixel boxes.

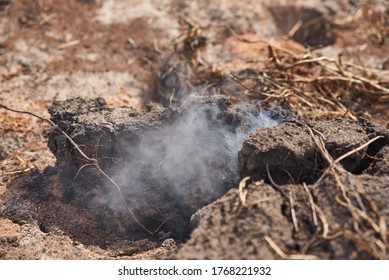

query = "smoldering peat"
[47,94,278,236]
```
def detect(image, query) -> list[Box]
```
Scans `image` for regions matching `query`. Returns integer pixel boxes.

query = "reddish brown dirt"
[1,0,388,259]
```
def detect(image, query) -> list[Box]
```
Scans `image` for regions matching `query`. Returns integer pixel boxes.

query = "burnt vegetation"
[1,0,389,260]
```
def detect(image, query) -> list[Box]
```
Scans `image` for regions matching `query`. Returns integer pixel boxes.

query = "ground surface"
[0,0,388,259]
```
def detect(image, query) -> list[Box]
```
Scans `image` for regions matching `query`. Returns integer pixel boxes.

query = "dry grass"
[218,5,389,123]
[229,42,389,121]
[153,4,388,125]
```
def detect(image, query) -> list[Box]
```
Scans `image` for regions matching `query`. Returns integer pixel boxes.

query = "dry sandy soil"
[1,0,388,259]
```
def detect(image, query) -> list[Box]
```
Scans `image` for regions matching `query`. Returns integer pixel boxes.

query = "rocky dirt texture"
[176,173,389,259]
[177,119,389,259]
[1,0,389,259]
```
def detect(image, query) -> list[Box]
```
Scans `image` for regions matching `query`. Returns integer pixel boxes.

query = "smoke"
[109,94,278,234]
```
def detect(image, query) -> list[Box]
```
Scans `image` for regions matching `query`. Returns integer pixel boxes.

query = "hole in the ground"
[3,92,386,252]
[39,94,281,245]
[38,222,50,234]
[352,138,388,174]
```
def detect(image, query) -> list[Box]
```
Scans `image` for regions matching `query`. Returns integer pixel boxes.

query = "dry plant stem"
[229,26,389,122]
[0,103,154,236]
[289,191,300,233]
[333,136,383,165]
[379,217,387,245]
[342,230,384,259]
[264,235,288,259]
[287,20,303,38]
[265,236,319,259]
[314,204,329,238]
[74,163,95,180]
[288,254,319,260]
[303,183,318,227]
[96,166,153,235]
[292,56,389,95]
[349,183,368,214]
[56,40,80,50]
[265,164,282,192]
[152,155,169,175]
[238,176,250,207]
[227,36,389,121]
[3,168,34,175]
[227,74,275,98]
[335,195,381,233]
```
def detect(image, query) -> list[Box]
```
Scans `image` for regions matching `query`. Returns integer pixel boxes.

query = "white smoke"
[109,94,278,233]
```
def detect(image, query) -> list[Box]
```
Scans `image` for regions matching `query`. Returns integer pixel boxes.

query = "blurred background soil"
[0,0,388,259]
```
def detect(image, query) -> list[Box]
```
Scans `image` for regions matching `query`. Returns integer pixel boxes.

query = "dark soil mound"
[239,118,379,184]
[176,118,389,259]
[176,174,389,259]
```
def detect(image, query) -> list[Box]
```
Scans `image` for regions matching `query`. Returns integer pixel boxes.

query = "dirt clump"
[176,181,288,259]
[176,117,389,259]
[176,173,389,260]
[239,118,371,184]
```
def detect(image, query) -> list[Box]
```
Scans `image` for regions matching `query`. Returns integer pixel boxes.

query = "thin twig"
[74,163,95,180]
[303,183,318,227]
[0,104,96,164]
[96,166,153,235]
[335,195,381,233]
[289,191,300,233]
[264,235,288,259]
[56,40,80,50]
[314,204,329,238]
[152,155,169,175]
[333,136,383,165]
[266,164,281,192]
[238,176,250,207]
